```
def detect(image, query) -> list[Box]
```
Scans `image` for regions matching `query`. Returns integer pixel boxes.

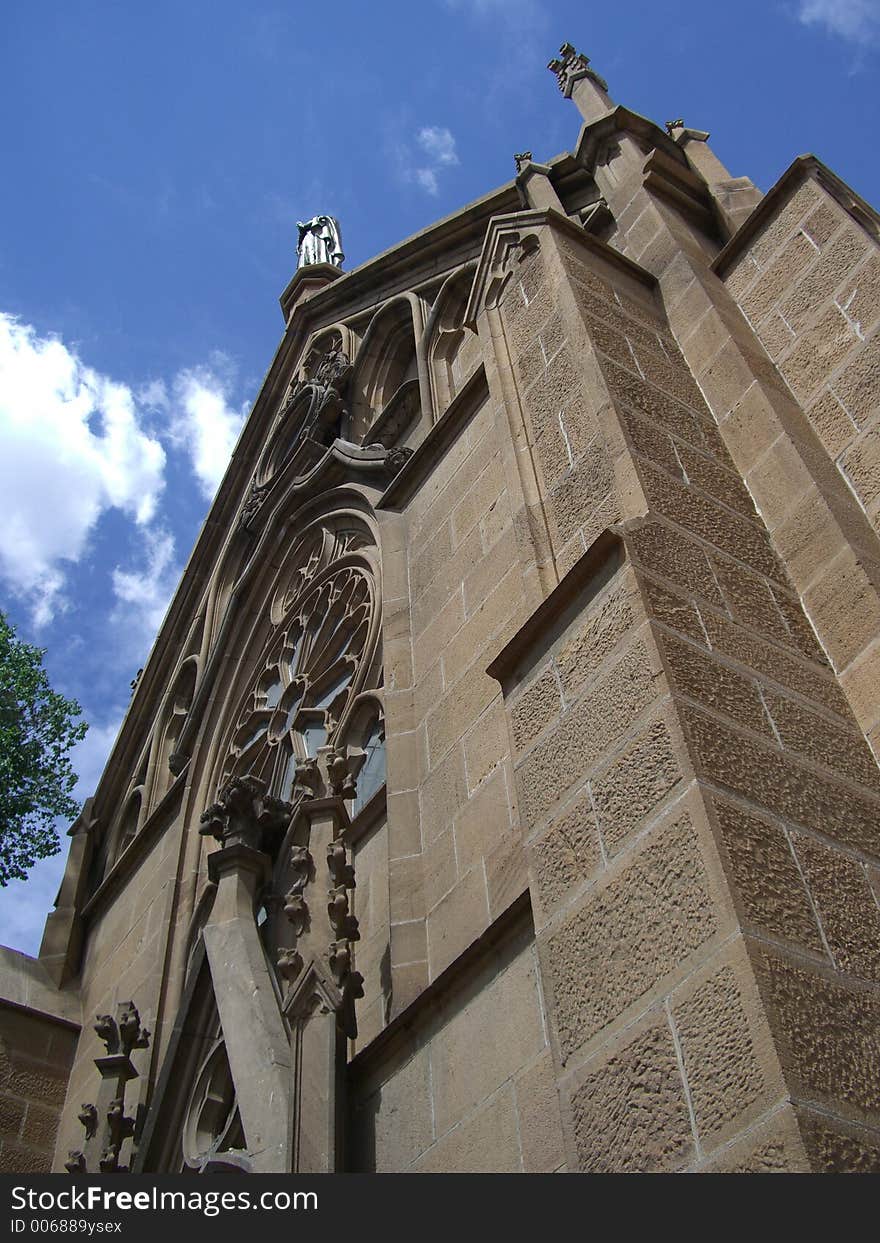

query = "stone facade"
[3,44,880,1173]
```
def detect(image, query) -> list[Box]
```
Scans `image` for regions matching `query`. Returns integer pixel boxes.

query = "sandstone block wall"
[488,213,880,1170]
[717,167,880,758]
[0,1005,78,1173]
[348,914,563,1172]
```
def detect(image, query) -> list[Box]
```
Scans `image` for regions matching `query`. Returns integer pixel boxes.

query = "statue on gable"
[296,215,344,269]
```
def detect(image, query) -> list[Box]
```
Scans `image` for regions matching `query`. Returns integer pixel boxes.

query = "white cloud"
[415,168,440,196]
[797,0,880,43]
[165,358,248,499]
[0,313,166,623]
[395,124,461,197]
[112,525,181,646]
[417,126,459,167]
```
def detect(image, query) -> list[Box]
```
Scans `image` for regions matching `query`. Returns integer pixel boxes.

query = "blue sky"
[1,0,878,955]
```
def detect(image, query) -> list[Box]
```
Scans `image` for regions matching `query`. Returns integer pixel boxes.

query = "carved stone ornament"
[78,1103,98,1140]
[384,444,414,477]
[547,42,608,96]
[199,775,293,855]
[70,1000,151,1175]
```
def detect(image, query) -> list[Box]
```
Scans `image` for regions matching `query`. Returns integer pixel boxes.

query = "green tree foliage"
[0,611,88,885]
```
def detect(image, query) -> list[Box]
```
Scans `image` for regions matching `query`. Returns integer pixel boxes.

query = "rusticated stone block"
[741,230,817,325]
[702,1107,808,1172]
[626,344,705,411]
[523,344,582,438]
[673,963,770,1147]
[698,608,848,716]
[556,573,637,698]
[510,667,562,755]
[638,459,780,580]
[780,304,859,403]
[747,180,821,270]
[568,1013,693,1172]
[764,689,880,789]
[581,307,639,370]
[603,358,721,454]
[590,714,682,855]
[802,201,840,248]
[840,252,880,338]
[806,389,858,458]
[793,835,880,982]
[627,520,725,608]
[757,951,880,1123]
[677,444,757,517]
[841,423,880,515]
[780,227,869,334]
[548,448,616,548]
[796,1108,880,1173]
[545,812,717,1058]
[642,575,707,643]
[832,331,880,427]
[682,703,880,860]
[660,631,772,738]
[709,557,791,646]
[529,791,602,921]
[710,797,824,953]
[517,640,659,829]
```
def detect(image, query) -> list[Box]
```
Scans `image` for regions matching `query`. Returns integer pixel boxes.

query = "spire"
[547,42,614,122]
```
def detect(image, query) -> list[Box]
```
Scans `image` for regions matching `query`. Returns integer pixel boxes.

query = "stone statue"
[296,215,344,269]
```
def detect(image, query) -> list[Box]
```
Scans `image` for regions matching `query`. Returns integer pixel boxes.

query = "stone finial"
[547,42,608,95]
[514,151,533,174]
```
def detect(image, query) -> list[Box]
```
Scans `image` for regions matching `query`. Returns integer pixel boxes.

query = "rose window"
[221,556,379,805]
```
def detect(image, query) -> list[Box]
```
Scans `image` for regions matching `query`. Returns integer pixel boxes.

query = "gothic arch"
[424,262,480,417]
[348,294,424,443]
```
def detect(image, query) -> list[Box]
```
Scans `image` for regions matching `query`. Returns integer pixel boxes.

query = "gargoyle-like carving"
[326,749,357,800]
[200,775,293,855]
[514,151,532,173]
[328,941,364,998]
[78,1103,98,1140]
[292,757,322,801]
[547,43,608,95]
[328,885,360,943]
[384,445,414,477]
[118,1002,150,1055]
[277,946,305,984]
[94,1014,119,1055]
[99,1145,121,1174]
[327,841,355,890]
